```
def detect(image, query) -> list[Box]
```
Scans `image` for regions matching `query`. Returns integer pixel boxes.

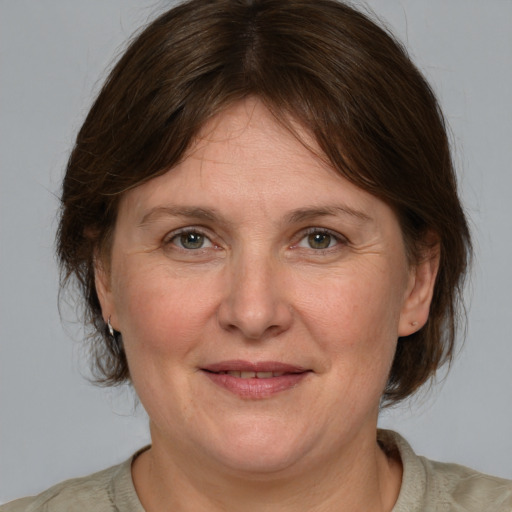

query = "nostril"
[216,271,293,340]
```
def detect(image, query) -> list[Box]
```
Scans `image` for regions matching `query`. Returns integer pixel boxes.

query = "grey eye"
[174,232,212,250]
[306,232,335,249]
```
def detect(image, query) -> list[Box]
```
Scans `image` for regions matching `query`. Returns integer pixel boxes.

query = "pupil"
[180,232,204,249]
[308,233,331,249]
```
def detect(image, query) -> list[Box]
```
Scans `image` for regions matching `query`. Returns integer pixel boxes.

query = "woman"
[2,0,511,510]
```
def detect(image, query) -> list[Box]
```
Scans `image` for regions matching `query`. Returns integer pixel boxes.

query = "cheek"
[296,268,404,349]
[292,264,406,405]
[112,261,219,356]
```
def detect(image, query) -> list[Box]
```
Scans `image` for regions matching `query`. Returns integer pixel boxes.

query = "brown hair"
[57,0,471,405]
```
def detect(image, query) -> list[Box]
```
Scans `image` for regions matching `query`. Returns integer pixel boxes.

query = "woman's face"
[97,99,435,475]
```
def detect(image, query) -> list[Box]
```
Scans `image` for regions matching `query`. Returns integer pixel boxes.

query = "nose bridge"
[218,243,292,340]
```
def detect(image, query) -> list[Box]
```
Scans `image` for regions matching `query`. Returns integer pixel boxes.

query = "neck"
[132,425,402,512]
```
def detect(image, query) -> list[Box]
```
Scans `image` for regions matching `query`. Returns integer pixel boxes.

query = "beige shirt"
[2,430,511,511]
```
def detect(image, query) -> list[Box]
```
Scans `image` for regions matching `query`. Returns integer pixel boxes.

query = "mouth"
[201,360,311,399]
[212,370,290,379]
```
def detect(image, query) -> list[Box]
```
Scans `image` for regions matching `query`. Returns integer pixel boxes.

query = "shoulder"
[422,457,512,511]
[0,465,117,512]
[0,452,145,512]
[378,430,512,512]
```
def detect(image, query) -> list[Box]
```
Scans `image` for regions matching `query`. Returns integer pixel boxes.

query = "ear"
[398,241,440,337]
[94,254,118,330]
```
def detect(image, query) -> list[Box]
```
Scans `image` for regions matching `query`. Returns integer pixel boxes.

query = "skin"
[96,98,438,511]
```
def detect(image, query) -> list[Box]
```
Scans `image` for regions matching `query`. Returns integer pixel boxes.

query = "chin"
[213,447,306,476]
[200,420,316,476]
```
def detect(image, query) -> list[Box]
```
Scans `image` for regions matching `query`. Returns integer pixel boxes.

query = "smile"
[202,361,310,399]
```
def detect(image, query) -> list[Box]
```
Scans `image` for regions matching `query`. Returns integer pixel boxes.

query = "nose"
[217,252,293,341]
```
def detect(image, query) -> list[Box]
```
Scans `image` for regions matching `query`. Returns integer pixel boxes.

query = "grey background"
[1,0,511,504]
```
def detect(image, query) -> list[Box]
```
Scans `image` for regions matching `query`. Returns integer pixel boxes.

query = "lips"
[201,360,310,399]
[203,360,307,373]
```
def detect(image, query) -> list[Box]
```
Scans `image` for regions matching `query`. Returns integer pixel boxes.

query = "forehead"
[186,99,323,173]
[118,98,388,225]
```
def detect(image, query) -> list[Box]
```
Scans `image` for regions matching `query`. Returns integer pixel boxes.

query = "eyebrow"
[138,204,373,228]
[138,206,229,227]
[285,205,373,224]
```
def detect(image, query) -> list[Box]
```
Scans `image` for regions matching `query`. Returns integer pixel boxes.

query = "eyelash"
[294,228,348,252]
[164,227,216,251]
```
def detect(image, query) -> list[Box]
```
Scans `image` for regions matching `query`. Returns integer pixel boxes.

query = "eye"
[296,229,345,250]
[305,232,335,250]
[168,230,213,250]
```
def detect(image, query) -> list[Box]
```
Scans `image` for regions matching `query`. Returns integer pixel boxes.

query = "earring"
[107,316,115,337]
[107,316,123,357]
[411,321,419,327]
